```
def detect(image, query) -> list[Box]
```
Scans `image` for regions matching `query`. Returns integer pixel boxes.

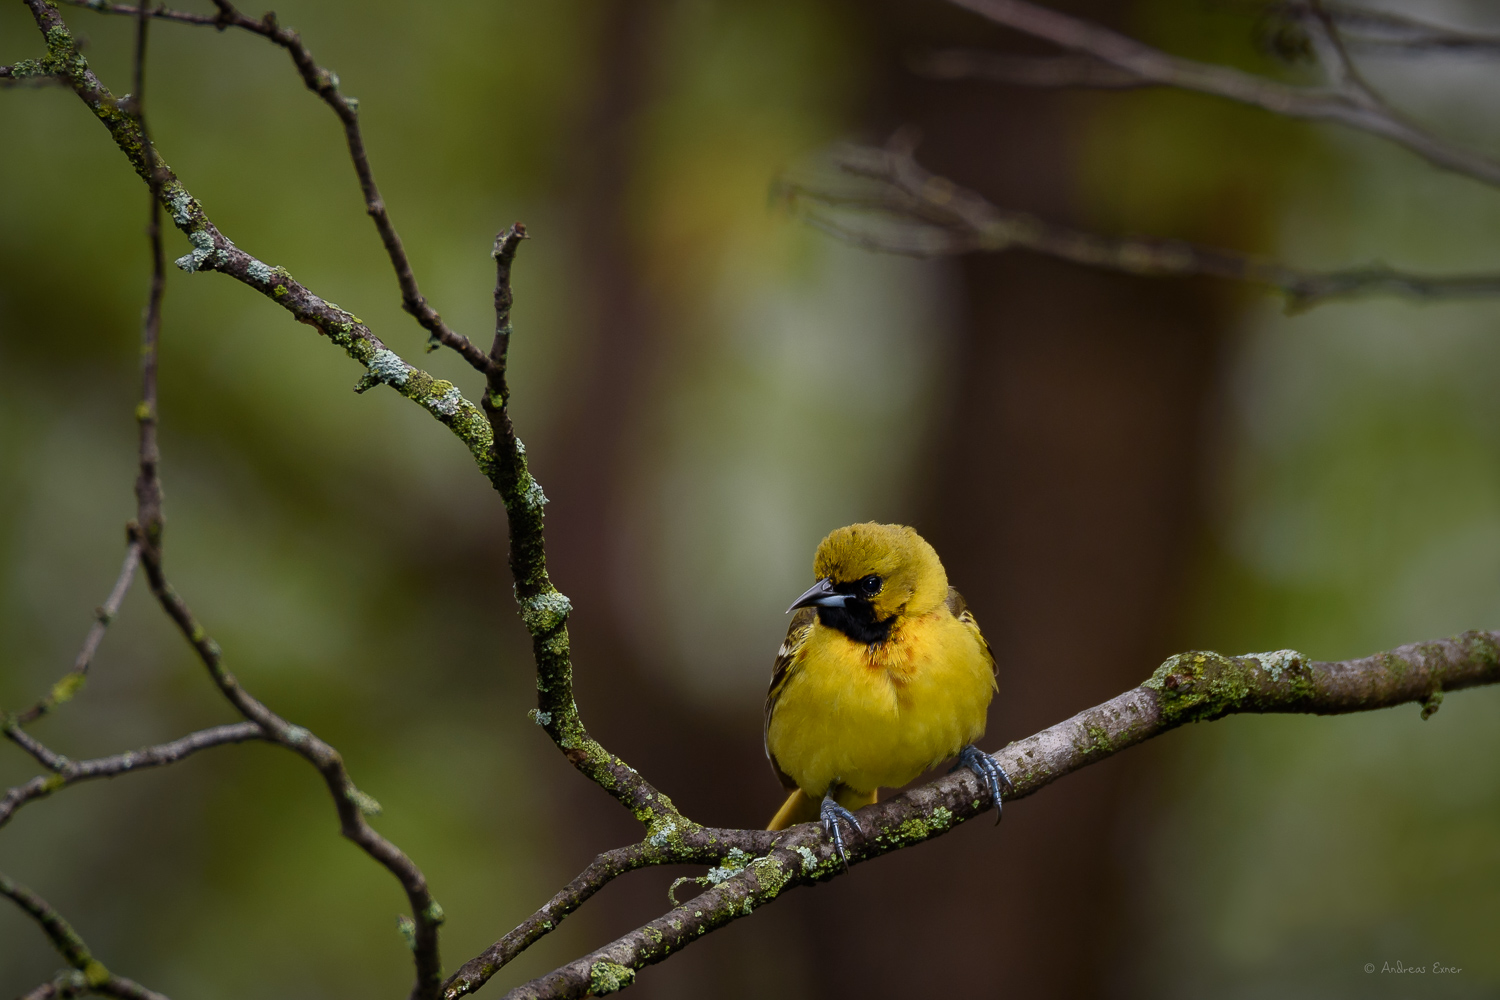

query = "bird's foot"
[819,794,862,869]
[954,744,1013,824]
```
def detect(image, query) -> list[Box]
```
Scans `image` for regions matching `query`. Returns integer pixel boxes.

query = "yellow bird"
[764,522,1009,861]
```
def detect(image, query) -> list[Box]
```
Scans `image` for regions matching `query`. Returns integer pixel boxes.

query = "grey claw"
[954,744,1008,825]
[819,794,861,869]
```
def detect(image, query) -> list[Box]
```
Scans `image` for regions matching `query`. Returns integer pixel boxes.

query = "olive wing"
[946,586,998,681]
[763,606,817,790]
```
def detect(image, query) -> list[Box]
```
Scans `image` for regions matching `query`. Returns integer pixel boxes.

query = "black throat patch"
[817,600,896,646]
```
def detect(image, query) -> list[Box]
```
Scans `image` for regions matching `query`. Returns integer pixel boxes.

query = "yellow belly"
[766,612,995,796]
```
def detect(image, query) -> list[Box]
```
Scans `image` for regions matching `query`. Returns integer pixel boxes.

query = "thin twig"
[27,5,498,486]
[443,844,668,998]
[777,143,1500,312]
[1303,0,1389,109]
[479,227,687,831]
[2,62,67,86]
[9,542,142,727]
[126,526,446,1000]
[0,722,265,831]
[1280,2,1500,57]
[941,0,1500,188]
[63,0,491,367]
[1,872,171,1000]
[131,0,165,555]
[18,972,88,1000]
[2,725,71,772]
[498,632,1499,999]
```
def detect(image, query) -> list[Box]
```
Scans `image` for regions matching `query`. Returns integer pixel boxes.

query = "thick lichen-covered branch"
[778,143,1500,312]
[21,1,496,478]
[6,542,140,728]
[491,630,1499,999]
[1,871,170,1000]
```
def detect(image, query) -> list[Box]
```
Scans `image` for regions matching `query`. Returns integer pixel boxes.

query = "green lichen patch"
[518,590,572,634]
[645,813,683,849]
[1078,723,1115,755]
[49,672,87,707]
[82,960,110,988]
[1245,648,1304,681]
[174,229,217,273]
[363,348,410,388]
[876,805,955,848]
[345,786,382,817]
[589,960,635,995]
[1144,649,1313,726]
[703,849,752,886]
[747,856,791,898]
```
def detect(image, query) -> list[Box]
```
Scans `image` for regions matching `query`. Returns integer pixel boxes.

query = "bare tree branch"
[492,632,1497,999]
[2,61,66,86]
[130,0,165,559]
[0,722,265,831]
[23,2,498,485]
[776,143,1500,311]
[939,0,1500,188]
[1284,2,1500,57]
[122,537,448,1000]
[0,872,170,1000]
[19,971,88,1000]
[476,227,690,831]
[61,0,491,367]
[2,725,71,773]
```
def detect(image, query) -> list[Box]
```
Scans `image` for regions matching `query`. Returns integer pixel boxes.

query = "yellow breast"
[766,610,996,797]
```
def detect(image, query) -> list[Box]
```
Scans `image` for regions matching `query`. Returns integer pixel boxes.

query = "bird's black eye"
[859,574,882,597]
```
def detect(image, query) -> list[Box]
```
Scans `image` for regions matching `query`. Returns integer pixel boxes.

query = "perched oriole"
[764,522,1010,861]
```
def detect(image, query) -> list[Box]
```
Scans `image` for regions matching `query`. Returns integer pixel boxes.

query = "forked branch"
[776,143,1500,312]
[939,0,1500,188]
[1,872,170,1000]
[60,0,490,366]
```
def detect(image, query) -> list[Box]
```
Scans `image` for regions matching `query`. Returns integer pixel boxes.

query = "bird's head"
[787,523,948,637]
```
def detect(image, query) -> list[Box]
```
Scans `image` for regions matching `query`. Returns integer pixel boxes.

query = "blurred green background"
[1,1,1497,998]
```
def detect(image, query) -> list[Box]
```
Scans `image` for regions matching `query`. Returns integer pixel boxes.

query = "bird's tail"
[767,786,877,831]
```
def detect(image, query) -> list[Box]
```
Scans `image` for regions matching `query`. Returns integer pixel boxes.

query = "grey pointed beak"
[787,577,847,613]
